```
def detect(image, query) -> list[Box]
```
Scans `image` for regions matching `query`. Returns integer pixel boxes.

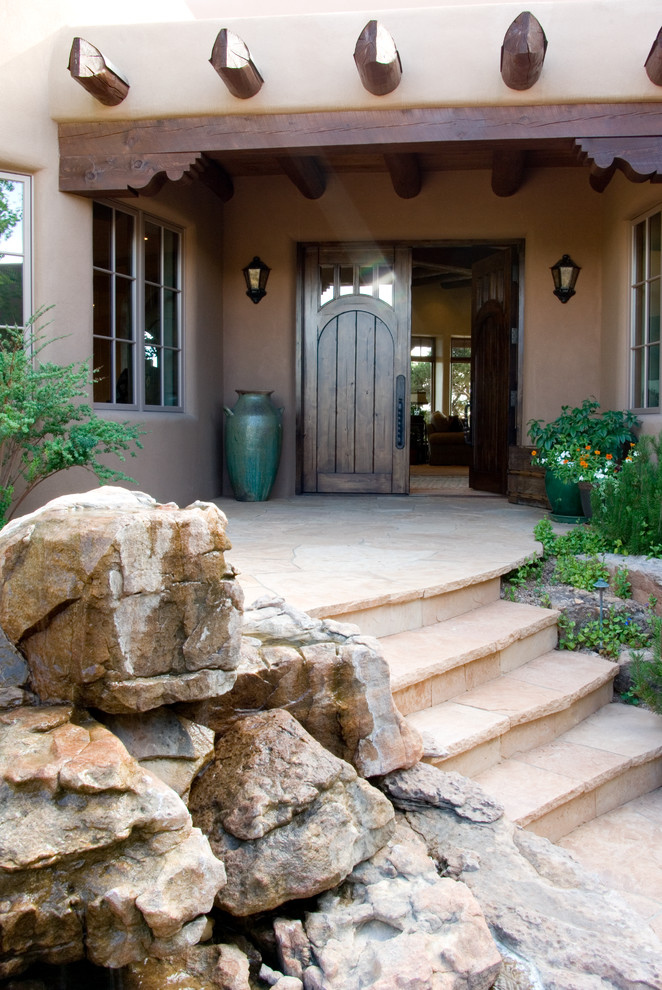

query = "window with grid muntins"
[631,210,661,410]
[93,202,182,410]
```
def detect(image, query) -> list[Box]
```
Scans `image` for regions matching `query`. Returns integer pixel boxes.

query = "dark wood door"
[469,249,514,494]
[302,245,411,493]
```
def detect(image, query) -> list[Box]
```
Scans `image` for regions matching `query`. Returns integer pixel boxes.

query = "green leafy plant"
[557,607,651,658]
[554,526,607,557]
[611,565,632,600]
[590,433,662,556]
[527,397,639,484]
[0,313,145,527]
[629,617,662,713]
[502,555,543,597]
[533,517,556,557]
[552,554,609,590]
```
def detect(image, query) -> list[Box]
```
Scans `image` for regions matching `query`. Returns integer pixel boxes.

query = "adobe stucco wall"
[47,2,662,121]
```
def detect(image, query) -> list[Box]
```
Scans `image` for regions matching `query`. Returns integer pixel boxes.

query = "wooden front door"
[469,249,516,494]
[302,245,411,493]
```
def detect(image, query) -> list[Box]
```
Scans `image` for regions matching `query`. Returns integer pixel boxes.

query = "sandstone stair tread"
[381,599,559,690]
[474,703,662,827]
[406,650,615,759]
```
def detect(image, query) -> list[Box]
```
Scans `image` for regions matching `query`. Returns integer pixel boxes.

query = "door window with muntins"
[319,261,394,307]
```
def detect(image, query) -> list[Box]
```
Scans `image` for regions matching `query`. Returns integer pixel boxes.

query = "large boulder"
[121,943,254,990]
[183,596,422,778]
[272,820,502,990]
[0,705,226,978]
[379,763,662,990]
[188,709,395,915]
[0,489,243,713]
[99,708,215,801]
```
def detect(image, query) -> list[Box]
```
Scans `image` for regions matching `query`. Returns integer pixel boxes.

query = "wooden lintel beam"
[277,156,326,199]
[354,20,402,96]
[210,28,263,99]
[59,105,662,162]
[491,149,525,196]
[68,37,129,106]
[500,12,547,91]
[383,153,422,198]
[645,28,662,86]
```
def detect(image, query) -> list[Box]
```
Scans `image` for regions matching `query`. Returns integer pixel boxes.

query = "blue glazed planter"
[224,390,283,501]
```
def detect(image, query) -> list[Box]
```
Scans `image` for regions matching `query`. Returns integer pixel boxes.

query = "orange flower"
[594,449,600,455]
[585,444,591,450]
[605,453,613,460]
[531,450,537,457]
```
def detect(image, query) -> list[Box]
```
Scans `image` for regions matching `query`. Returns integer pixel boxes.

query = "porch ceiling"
[58,102,662,203]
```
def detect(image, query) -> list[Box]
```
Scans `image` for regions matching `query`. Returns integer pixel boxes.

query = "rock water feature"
[0,489,661,989]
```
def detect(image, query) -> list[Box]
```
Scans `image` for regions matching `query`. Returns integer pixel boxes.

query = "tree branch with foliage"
[0,311,145,527]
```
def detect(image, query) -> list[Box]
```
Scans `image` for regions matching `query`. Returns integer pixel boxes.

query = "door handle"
[395,375,406,449]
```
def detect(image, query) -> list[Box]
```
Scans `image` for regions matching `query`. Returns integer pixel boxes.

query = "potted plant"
[527,397,639,518]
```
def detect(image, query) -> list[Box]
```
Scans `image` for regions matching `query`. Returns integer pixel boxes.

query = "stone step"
[473,703,662,842]
[406,650,616,777]
[381,599,559,717]
[322,573,502,638]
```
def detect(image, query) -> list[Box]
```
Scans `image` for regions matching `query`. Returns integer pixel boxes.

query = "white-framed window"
[631,207,661,410]
[93,202,183,410]
[0,172,32,327]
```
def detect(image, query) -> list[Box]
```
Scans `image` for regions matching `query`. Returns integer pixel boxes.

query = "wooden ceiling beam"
[491,149,526,196]
[184,155,234,201]
[645,28,662,86]
[68,37,129,107]
[383,153,422,198]
[277,156,326,199]
[500,12,547,91]
[354,21,402,96]
[210,29,263,99]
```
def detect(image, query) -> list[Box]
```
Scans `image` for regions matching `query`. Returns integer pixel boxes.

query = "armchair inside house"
[426,411,472,466]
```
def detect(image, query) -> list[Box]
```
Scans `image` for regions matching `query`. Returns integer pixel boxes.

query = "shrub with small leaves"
[0,311,145,527]
[629,617,662,713]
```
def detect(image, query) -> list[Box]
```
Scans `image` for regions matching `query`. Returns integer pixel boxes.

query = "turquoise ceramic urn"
[224,390,283,501]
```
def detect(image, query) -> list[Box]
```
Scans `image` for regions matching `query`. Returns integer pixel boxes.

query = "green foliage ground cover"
[504,515,662,711]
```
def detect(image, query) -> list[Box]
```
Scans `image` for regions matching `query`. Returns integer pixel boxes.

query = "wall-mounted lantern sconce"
[551,254,581,304]
[242,256,270,304]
